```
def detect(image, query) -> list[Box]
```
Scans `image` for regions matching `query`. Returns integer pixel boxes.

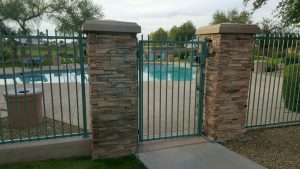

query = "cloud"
[40,0,280,35]
[98,0,279,34]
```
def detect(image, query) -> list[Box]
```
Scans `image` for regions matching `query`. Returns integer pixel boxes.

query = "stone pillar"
[82,20,141,158]
[196,23,260,141]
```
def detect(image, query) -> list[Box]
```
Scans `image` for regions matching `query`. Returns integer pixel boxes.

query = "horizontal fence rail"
[137,36,207,141]
[247,33,300,128]
[0,30,89,144]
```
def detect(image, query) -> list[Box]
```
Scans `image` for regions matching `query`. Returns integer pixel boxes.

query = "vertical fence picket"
[159,38,162,138]
[78,31,88,138]
[291,35,299,122]
[282,35,292,123]
[37,30,48,138]
[165,39,169,137]
[72,32,80,134]
[187,40,194,134]
[171,41,175,137]
[182,36,188,135]
[8,31,20,141]
[270,34,281,124]
[27,32,40,139]
[275,34,286,124]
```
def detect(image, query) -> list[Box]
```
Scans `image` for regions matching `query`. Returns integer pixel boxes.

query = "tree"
[169,26,179,41]
[0,0,65,34]
[244,0,300,26]
[150,27,168,40]
[51,0,104,34]
[210,8,252,25]
[0,0,103,35]
[0,22,13,35]
[150,21,196,41]
[169,21,196,41]
[178,21,196,41]
[258,18,294,34]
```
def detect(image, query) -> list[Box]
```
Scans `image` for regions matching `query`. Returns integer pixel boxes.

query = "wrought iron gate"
[137,37,207,141]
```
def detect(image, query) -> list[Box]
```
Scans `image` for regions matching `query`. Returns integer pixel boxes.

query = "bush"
[58,52,68,57]
[283,64,300,113]
[273,51,286,58]
[284,56,300,65]
[266,57,284,72]
[251,56,284,72]
[253,55,265,61]
[0,47,13,62]
[42,59,53,66]
[174,50,197,60]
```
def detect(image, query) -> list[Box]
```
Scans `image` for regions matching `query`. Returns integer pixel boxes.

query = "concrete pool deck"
[0,70,299,140]
[0,64,89,75]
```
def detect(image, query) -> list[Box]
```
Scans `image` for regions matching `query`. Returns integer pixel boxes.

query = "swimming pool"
[142,63,196,81]
[0,69,88,85]
[0,64,196,85]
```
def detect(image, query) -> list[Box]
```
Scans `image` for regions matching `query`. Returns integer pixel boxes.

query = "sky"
[40,0,280,35]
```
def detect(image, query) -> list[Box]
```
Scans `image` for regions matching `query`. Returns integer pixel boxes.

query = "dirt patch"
[0,117,82,142]
[223,125,300,169]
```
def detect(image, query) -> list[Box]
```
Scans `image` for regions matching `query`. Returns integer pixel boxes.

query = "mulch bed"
[0,117,82,142]
[222,125,300,169]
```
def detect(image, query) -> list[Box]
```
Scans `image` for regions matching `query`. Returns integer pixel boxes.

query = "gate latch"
[207,39,215,57]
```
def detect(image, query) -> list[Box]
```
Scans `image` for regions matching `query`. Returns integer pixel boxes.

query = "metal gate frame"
[137,37,207,142]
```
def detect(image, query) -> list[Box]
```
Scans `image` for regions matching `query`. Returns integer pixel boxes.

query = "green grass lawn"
[0,156,147,169]
[16,47,78,56]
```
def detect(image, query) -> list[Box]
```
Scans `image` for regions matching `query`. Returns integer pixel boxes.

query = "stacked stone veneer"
[197,24,260,141]
[83,20,140,158]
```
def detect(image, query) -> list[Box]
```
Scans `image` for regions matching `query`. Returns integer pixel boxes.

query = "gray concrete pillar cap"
[82,20,141,33]
[196,23,261,35]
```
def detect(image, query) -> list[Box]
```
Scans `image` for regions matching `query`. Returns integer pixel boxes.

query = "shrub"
[42,59,53,66]
[253,55,265,60]
[57,52,66,57]
[273,51,286,58]
[0,47,13,62]
[67,53,74,58]
[61,57,76,64]
[266,57,284,72]
[174,50,197,60]
[251,56,284,72]
[251,56,264,71]
[284,56,300,65]
[283,64,300,113]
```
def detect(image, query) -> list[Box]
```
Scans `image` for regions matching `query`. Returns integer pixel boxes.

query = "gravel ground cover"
[223,125,300,169]
[0,117,82,142]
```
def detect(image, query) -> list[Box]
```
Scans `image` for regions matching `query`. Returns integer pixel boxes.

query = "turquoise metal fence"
[137,36,207,141]
[0,30,88,144]
[247,33,300,127]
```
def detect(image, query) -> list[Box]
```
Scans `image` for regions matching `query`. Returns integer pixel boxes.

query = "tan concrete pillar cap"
[82,20,141,33]
[196,23,261,35]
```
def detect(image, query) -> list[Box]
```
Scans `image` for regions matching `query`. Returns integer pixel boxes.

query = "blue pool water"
[142,63,196,81]
[0,64,196,85]
[0,69,88,85]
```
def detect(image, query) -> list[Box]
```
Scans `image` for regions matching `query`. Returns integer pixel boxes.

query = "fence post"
[82,20,141,158]
[196,23,260,141]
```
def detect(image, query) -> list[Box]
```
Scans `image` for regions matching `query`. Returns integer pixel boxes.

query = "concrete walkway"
[137,140,266,169]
